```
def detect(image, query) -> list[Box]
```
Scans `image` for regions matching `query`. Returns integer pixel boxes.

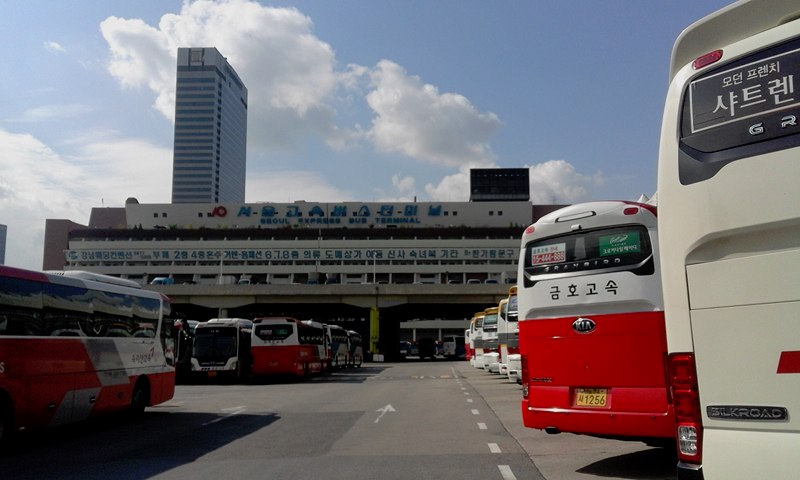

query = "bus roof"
[670,0,800,80]
[484,307,499,315]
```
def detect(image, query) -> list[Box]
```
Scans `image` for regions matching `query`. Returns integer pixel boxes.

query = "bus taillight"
[669,353,703,465]
[521,354,529,398]
[692,49,722,69]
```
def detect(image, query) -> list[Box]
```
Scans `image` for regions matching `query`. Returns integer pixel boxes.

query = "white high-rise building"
[172,47,248,204]
[0,224,6,264]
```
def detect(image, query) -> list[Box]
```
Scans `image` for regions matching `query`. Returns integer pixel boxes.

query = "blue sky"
[0,0,733,270]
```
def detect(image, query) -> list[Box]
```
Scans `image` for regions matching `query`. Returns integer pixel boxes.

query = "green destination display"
[599,231,641,256]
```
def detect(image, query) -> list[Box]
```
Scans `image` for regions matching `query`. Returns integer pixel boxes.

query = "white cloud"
[527,160,606,204]
[425,168,472,202]
[366,60,500,168]
[392,174,416,196]
[424,160,607,204]
[246,171,355,203]
[0,128,171,270]
[15,104,95,123]
[44,41,65,53]
[100,0,340,151]
[98,1,501,168]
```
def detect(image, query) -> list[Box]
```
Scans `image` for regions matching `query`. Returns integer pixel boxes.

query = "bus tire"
[129,378,150,416]
[0,393,12,445]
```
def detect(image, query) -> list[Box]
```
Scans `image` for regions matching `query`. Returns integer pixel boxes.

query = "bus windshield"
[194,327,237,362]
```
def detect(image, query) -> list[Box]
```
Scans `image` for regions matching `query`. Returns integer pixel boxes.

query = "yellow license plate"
[207,371,217,378]
[575,388,607,407]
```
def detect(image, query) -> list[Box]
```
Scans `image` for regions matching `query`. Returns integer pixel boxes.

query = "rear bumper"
[521,399,675,439]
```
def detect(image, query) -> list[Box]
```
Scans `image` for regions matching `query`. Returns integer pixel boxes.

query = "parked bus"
[302,320,329,370]
[469,311,486,368]
[0,266,175,442]
[517,201,672,444]
[191,318,252,380]
[488,299,508,373]
[464,327,472,361]
[442,335,465,359]
[326,323,350,369]
[347,330,363,367]
[498,286,519,377]
[477,307,499,370]
[250,317,324,377]
[657,3,800,478]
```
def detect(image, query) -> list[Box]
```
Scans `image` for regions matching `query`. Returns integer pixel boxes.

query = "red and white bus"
[464,326,472,362]
[517,201,673,443]
[191,318,252,380]
[250,317,324,378]
[658,2,800,477]
[0,266,175,441]
[302,320,329,372]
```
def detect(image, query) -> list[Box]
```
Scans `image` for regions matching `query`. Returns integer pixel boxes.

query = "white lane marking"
[461,387,467,391]
[467,398,474,403]
[488,443,501,453]
[464,392,470,395]
[498,465,517,480]
[477,422,487,430]
[202,406,246,426]
[374,404,396,423]
[471,409,480,415]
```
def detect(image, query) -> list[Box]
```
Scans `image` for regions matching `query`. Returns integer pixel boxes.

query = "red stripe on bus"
[777,351,800,374]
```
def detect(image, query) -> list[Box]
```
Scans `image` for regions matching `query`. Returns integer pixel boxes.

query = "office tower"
[172,47,248,204]
[0,224,5,264]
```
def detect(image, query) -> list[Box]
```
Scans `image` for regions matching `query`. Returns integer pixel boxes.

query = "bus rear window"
[255,324,293,341]
[678,35,800,184]
[523,225,652,279]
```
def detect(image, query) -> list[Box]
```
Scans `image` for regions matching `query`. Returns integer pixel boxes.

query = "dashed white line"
[477,422,487,430]
[471,409,480,415]
[498,465,517,480]
[488,443,501,453]
[466,398,474,403]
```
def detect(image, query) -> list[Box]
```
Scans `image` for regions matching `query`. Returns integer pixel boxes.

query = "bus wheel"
[129,378,150,416]
[0,395,11,444]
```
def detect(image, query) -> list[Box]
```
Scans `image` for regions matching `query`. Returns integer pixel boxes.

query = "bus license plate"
[207,371,217,378]
[575,388,607,407]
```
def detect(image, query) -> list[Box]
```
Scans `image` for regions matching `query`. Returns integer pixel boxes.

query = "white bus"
[191,318,253,380]
[498,286,519,377]
[658,2,800,478]
[469,311,485,367]
[517,201,671,443]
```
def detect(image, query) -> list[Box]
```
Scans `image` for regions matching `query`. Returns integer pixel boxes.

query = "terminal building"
[43,171,565,358]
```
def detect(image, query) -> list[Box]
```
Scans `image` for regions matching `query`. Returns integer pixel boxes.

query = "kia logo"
[572,317,596,334]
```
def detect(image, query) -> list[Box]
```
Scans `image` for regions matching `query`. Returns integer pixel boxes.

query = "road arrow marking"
[374,404,396,423]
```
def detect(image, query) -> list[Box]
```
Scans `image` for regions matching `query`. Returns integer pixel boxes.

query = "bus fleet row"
[466,287,521,384]
[186,317,364,381]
